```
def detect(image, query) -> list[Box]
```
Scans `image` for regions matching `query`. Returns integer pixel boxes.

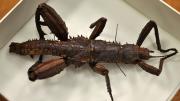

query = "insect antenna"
[115,24,119,43]
[116,63,126,77]
[114,24,126,76]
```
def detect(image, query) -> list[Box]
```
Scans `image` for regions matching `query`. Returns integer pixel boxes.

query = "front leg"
[89,62,114,101]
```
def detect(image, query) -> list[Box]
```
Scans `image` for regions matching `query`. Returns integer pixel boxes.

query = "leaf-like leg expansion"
[35,3,69,41]
[89,17,107,40]
[28,58,67,81]
[89,63,114,101]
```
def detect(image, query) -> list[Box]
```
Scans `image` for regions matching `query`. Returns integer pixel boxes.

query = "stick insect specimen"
[9,3,177,101]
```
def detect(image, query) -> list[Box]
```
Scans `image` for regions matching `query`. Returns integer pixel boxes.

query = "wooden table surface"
[172,90,180,101]
[0,0,20,20]
[164,0,180,12]
[0,93,8,101]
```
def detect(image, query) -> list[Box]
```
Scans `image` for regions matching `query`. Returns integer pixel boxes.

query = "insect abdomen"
[91,40,121,63]
[9,39,87,57]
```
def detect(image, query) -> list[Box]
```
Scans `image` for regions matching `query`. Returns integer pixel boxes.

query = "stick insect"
[9,3,178,101]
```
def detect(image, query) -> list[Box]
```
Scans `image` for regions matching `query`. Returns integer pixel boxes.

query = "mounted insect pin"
[9,3,178,101]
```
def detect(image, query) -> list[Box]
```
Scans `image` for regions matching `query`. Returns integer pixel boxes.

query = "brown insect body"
[10,36,150,65]
[9,3,177,101]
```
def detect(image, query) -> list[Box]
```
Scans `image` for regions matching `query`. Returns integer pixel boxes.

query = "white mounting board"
[0,0,180,101]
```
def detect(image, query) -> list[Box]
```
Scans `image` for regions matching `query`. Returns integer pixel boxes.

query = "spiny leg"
[136,21,177,75]
[89,62,114,101]
[28,58,67,81]
[89,17,107,40]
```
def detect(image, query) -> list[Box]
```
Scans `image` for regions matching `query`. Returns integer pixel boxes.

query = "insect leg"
[89,63,114,101]
[34,4,48,62]
[136,20,177,53]
[136,21,177,74]
[35,3,69,41]
[35,5,46,40]
[138,47,177,76]
[28,58,67,81]
[137,60,161,76]
[89,17,107,40]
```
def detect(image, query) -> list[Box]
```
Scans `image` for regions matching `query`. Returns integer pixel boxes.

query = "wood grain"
[172,90,180,101]
[164,0,180,12]
[0,93,8,101]
[0,0,20,20]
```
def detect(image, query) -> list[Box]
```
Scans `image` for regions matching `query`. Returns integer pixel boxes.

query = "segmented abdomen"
[9,40,84,57]
[9,37,124,63]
